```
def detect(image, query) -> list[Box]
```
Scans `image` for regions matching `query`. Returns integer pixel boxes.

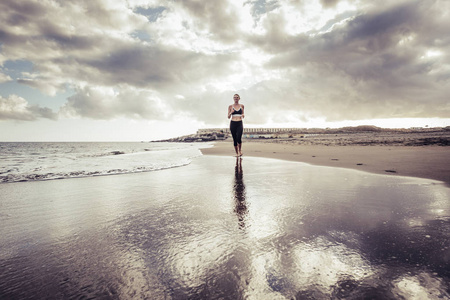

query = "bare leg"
[238,143,243,156]
[234,145,239,156]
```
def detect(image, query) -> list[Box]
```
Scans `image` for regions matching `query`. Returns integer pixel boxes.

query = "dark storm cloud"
[0,0,241,120]
[0,0,51,45]
[0,0,238,87]
[0,0,448,125]
[263,1,426,63]
[320,0,340,8]
[0,0,47,23]
[81,44,238,88]
[346,2,419,39]
[248,0,450,122]
[38,24,97,51]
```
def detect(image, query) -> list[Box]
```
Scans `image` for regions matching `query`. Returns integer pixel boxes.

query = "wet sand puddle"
[0,156,449,299]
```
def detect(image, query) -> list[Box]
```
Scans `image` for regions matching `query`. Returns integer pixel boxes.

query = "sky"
[0,0,449,141]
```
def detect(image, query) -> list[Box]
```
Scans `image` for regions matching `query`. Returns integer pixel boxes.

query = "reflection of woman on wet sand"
[228,94,245,156]
[233,157,248,229]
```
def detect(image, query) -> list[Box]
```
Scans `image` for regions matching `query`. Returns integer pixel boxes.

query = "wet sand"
[1,155,449,299]
[201,141,450,186]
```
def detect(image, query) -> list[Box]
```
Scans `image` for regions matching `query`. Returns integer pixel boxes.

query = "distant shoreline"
[155,126,450,145]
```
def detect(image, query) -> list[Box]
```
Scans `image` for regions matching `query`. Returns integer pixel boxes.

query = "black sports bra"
[231,106,242,115]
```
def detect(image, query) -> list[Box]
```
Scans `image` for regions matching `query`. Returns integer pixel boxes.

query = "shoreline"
[2,155,449,298]
[201,141,450,187]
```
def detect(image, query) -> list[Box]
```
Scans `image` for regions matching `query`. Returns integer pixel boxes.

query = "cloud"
[320,0,340,8]
[0,0,449,127]
[0,0,239,90]
[0,72,12,83]
[175,0,248,44]
[81,44,238,88]
[0,95,57,121]
[245,0,450,122]
[60,85,168,120]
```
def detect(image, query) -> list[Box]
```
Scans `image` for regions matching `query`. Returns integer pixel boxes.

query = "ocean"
[1,143,449,299]
[0,142,211,183]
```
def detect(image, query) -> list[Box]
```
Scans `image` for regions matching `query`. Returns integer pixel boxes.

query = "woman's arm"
[227,105,232,119]
[241,104,245,118]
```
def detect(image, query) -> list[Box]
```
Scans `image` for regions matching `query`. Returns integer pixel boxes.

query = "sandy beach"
[1,155,450,299]
[202,141,450,186]
[1,142,449,299]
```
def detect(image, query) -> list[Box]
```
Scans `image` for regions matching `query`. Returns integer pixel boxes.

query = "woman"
[228,94,245,156]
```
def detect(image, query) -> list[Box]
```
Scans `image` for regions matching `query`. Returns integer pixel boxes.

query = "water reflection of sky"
[0,156,449,299]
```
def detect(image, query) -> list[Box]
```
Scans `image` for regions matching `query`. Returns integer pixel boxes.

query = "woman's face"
[234,95,240,102]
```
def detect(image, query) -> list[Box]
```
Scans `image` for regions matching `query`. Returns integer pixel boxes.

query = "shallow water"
[0,142,208,183]
[0,155,449,299]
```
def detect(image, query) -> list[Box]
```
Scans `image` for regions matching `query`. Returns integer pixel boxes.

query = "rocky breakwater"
[154,132,228,143]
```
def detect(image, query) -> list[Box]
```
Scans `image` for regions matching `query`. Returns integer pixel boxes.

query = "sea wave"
[0,161,191,183]
[0,142,213,184]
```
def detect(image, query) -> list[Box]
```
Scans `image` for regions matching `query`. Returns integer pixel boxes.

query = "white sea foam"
[0,142,212,183]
